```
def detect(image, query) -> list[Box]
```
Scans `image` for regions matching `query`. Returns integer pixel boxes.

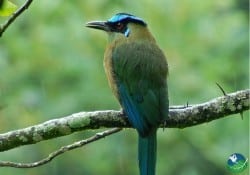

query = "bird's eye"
[116,22,124,30]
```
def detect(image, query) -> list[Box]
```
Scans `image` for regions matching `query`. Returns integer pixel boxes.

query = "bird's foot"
[120,108,127,118]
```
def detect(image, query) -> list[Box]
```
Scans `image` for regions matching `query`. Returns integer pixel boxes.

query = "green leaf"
[0,0,4,9]
[0,0,17,17]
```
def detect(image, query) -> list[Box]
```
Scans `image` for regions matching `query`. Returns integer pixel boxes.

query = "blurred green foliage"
[0,0,17,17]
[0,0,249,175]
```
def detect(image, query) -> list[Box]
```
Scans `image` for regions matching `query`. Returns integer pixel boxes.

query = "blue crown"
[107,13,147,26]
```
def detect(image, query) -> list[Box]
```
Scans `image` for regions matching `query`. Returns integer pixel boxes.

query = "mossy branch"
[0,89,249,153]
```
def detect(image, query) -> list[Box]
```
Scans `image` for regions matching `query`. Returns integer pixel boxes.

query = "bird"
[86,13,169,175]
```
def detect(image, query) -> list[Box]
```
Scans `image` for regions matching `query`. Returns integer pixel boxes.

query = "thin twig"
[0,0,33,37]
[0,128,122,168]
[216,82,227,96]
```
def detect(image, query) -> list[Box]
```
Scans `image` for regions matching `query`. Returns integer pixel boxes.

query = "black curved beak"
[85,21,110,32]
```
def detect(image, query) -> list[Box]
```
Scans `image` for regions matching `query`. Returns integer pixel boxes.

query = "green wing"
[112,42,168,137]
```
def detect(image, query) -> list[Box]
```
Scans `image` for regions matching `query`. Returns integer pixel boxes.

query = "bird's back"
[104,40,168,136]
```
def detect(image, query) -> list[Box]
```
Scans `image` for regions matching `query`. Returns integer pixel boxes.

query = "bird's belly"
[103,49,120,100]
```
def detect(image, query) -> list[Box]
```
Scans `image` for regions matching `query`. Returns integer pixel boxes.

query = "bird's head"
[86,13,149,39]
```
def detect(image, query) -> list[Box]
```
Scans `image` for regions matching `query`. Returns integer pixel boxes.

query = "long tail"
[138,129,157,175]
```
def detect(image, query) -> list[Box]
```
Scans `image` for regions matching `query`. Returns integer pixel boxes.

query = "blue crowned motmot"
[86,13,168,175]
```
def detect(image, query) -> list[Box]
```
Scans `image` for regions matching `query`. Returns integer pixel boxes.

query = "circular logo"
[227,153,248,173]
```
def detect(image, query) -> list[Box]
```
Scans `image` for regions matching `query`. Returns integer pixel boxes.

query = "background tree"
[0,0,249,175]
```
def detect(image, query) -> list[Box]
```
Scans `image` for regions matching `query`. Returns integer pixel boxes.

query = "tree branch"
[0,128,122,168]
[0,0,33,37]
[0,89,249,153]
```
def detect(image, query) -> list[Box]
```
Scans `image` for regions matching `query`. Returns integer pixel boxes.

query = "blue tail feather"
[138,130,157,175]
[118,84,149,136]
[118,84,158,175]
